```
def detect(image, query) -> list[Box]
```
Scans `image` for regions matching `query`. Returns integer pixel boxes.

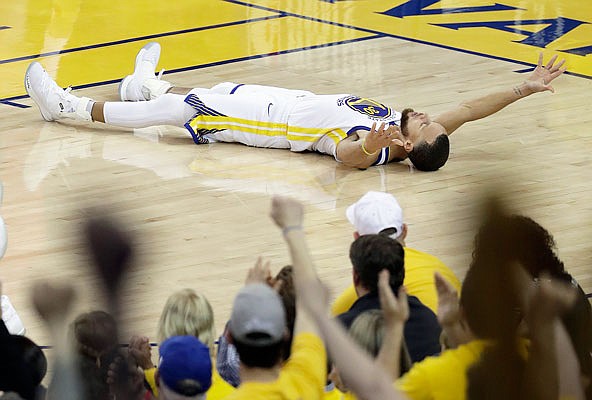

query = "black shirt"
[337,292,441,363]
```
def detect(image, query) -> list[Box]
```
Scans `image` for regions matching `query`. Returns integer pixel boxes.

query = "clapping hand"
[246,256,273,286]
[378,270,409,325]
[435,272,460,327]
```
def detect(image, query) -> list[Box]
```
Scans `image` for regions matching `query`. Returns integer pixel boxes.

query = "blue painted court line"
[1,34,381,108]
[0,14,286,65]
[0,99,29,108]
[225,0,591,80]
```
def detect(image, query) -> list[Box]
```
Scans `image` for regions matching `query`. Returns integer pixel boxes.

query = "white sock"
[103,93,194,128]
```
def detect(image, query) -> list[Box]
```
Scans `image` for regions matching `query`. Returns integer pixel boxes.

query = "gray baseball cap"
[229,283,286,346]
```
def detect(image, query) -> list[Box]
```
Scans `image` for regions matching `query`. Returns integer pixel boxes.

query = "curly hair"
[407,134,450,171]
[470,214,566,278]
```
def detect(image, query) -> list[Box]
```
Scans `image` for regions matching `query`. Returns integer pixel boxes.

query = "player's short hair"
[408,134,450,171]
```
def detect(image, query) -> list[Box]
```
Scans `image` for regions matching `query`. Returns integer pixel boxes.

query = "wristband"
[361,139,378,156]
[282,225,303,235]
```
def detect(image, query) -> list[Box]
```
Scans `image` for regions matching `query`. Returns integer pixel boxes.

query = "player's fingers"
[537,52,543,68]
[550,68,565,80]
[551,58,566,72]
[378,122,386,134]
[545,54,558,70]
[370,122,377,133]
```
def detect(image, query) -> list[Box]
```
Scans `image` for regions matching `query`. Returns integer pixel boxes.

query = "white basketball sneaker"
[119,42,171,101]
[25,62,92,122]
[1,295,25,335]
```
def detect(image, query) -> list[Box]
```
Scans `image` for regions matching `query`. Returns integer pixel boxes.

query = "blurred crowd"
[1,187,591,400]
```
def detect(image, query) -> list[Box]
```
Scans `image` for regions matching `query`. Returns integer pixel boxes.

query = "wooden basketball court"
[0,0,590,349]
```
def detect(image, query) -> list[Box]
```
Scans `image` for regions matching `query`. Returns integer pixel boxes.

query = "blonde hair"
[157,289,216,353]
[349,310,384,357]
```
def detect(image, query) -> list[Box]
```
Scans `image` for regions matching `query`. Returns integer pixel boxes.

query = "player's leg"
[119,42,171,102]
[118,42,234,100]
[25,62,194,128]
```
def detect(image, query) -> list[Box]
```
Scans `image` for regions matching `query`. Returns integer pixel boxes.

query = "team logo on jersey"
[342,96,392,118]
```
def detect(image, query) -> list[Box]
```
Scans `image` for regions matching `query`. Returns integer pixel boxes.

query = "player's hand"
[246,256,273,286]
[435,272,461,327]
[523,53,566,94]
[379,270,409,326]
[270,196,304,230]
[363,122,401,154]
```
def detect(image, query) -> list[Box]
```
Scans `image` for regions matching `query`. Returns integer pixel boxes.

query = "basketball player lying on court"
[25,42,565,171]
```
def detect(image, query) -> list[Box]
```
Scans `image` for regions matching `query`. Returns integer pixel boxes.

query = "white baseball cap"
[346,191,404,238]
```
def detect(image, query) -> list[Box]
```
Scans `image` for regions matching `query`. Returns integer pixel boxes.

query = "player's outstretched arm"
[336,123,400,169]
[434,53,566,136]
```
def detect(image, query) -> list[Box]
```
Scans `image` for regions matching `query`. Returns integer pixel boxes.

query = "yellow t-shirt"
[144,362,234,400]
[222,332,327,400]
[331,247,461,315]
[395,340,488,400]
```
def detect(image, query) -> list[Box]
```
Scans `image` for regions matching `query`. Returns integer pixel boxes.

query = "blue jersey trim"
[230,83,245,94]
[372,147,390,166]
[346,125,371,136]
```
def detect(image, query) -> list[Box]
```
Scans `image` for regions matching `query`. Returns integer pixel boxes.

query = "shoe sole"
[24,62,54,121]
[119,42,161,101]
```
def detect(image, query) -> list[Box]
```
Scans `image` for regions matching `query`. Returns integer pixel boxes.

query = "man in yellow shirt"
[223,283,326,399]
[332,191,460,316]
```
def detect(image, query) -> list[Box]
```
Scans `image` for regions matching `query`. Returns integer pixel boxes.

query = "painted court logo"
[340,96,392,118]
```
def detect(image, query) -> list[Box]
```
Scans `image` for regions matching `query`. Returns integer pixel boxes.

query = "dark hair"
[274,265,296,360]
[407,134,450,171]
[73,310,120,400]
[349,234,405,293]
[0,335,47,400]
[471,215,565,278]
[11,336,47,386]
[73,310,119,359]
[232,339,285,369]
[466,344,525,400]
[460,266,520,340]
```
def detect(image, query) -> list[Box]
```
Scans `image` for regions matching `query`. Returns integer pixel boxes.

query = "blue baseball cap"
[158,336,212,398]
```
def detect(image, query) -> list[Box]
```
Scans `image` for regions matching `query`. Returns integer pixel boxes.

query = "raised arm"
[375,270,409,381]
[336,122,400,168]
[271,196,408,400]
[270,197,319,337]
[435,53,566,135]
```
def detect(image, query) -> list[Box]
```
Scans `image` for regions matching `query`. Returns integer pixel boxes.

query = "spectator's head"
[329,310,411,393]
[73,310,118,362]
[157,336,212,400]
[72,310,121,400]
[229,283,287,369]
[400,108,450,171]
[349,234,405,296]
[0,335,47,400]
[157,289,216,354]
[471,214,566,279]
[346,191,407,244]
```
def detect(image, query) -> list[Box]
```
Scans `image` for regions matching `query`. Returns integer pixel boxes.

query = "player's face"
[401,109,446,145]
[404,111,443,142]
